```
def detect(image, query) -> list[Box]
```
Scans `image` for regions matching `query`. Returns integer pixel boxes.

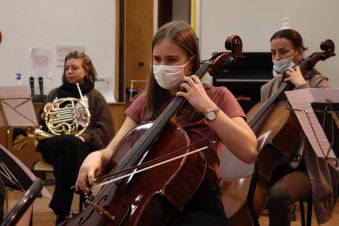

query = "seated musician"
[36,51,115,224]
[75,21,257,226]
[261,21,339,226]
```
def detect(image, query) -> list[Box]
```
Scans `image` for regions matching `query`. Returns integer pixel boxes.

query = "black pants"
[38,135,91,217]
[166,180,229,226]
[0,177,5,222]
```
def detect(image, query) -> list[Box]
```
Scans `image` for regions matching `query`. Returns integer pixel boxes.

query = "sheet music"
[285,88,339,159]
[0,86,38,127]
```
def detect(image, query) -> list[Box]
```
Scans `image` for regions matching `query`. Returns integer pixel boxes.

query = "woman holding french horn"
[36,51,115,224]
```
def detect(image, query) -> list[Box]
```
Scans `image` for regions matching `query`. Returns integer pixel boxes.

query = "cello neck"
[247,82,290,132]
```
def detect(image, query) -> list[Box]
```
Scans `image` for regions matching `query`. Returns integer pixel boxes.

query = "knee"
[55,135,81,153]
[268,185,291,207]
[0,191,6,208]
[0,192,5,205]
[63,135,80,145]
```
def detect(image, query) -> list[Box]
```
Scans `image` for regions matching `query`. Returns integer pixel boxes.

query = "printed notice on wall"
[96,77,116,103]
[30,48,53,78]
[56,45,86,66]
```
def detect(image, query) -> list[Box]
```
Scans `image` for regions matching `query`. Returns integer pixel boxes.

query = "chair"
[299,198,312,226]
[1,178,43,226]
[31,160,85,213]
[31,160,55,186]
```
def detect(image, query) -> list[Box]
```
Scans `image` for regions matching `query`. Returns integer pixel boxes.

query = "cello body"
[63,122,207,226]
[247,100,303,217]
[105,123,207,226]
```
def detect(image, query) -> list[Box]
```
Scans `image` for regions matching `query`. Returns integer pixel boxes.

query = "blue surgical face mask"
[272,53,296,74]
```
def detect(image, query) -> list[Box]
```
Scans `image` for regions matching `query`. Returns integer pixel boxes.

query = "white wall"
[0,0,116,95]
[173,0,190,22]
[198,0,339,88]
[1,0,338,95]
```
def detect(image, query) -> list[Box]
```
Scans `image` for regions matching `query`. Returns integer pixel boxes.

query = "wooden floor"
[259,203,339,226]
[4,185,339,226]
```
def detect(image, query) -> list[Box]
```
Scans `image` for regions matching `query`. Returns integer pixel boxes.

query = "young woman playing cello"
[76,21,257,226]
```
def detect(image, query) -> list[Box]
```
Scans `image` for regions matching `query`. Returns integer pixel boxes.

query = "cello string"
[77,138,212,201]
[94,138,213,182]
[92,145,209,189]
[0,162,25,191]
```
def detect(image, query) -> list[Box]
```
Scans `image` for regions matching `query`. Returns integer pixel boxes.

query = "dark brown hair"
[270,29,307,51]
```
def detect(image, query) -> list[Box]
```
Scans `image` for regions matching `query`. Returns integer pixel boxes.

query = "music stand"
[0,86,39,148]
[1,178,44,226]
[285,88,339,162]
[311,101,339,157]
[0,144,50,198]
[0,86,50,196]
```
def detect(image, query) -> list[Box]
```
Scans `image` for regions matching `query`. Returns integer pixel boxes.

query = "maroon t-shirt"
[125,85,245,180]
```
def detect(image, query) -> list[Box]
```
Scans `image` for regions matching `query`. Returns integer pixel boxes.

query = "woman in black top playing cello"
[261,25,339,226]
[75,21,257,226]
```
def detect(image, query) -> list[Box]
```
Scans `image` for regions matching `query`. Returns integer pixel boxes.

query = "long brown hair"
[145,21,202,121]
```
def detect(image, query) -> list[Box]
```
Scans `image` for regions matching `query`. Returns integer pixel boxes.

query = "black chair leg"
[299,201,306,226]
[306,201,312,226]
[299,200,312,226]
[30,206,33,226]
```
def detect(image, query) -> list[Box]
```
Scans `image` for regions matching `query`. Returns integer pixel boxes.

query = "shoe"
[56,215,67,225]
[291,205,297,221]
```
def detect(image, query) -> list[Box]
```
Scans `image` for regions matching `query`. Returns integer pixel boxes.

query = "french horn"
[12,83,91,151]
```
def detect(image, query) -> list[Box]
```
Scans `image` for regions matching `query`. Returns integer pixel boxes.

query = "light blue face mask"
[272,53,296,74]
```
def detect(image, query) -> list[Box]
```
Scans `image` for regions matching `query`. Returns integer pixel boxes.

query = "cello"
[246,39,336,220]
[62,35,243,226]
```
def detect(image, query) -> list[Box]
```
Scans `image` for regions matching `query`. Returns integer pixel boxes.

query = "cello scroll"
[204,35,243,77]
[300,39,335,79]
